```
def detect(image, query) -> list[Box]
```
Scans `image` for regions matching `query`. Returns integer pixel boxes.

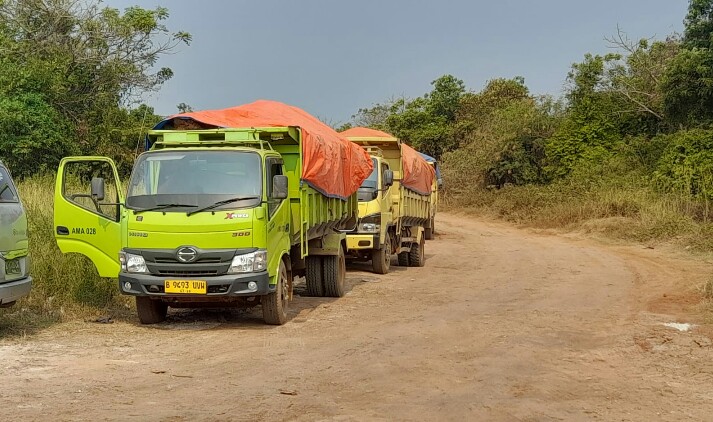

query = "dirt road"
[2,213,713,421]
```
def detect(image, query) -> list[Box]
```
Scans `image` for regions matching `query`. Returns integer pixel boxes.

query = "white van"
[0,161,31,307]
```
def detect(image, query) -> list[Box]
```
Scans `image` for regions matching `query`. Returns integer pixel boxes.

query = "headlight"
[358,214,381,233]
[119,252,148,273]
[358,223,380,233]
[228,250,267,273]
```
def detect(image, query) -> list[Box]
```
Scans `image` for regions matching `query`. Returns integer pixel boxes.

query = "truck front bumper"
[118,271,272,297]
[346,234,379,250]
[0,276,32,307]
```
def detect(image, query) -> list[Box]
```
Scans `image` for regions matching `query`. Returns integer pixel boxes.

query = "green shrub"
[654,129,713,199]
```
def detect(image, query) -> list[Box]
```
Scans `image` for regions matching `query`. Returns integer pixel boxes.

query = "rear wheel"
[397,251,410,266]
[323,248,347,297]
[425,218,435,240]
[408,236,426,267]
[371,234,391,275]
[262,260,289,325]
[305,255,324,297]
[136,297,167,324]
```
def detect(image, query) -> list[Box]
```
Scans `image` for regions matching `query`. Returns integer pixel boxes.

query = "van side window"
[0,166,18,203]
[62,161,120,222]
[266,158,284,218]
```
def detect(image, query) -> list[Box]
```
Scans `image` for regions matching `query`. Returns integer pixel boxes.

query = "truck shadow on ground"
[134,266,382,331]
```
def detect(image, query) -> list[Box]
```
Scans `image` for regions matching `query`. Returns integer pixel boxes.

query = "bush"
[654,129,713,199]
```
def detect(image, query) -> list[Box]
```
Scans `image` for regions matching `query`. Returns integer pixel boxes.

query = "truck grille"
[157,269,219,276]
[154,257,222,264]
[123,247,256,278]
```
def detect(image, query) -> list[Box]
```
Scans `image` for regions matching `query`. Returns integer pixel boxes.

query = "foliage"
[662,0,713,126]
[0,0,188,177]
[654,129,713,199]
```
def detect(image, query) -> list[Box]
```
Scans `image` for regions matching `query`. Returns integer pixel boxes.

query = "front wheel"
[262,260,289,325]
[371,234,391,275]
[136,297,167,324]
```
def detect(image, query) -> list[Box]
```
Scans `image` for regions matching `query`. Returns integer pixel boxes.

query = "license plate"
[5,259,20,275]
[164,280,207,294]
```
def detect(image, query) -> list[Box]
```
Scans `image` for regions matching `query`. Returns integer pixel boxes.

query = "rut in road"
[1,212,713,421]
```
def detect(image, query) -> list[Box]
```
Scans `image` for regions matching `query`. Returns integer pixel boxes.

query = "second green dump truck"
[340,127,435,274]
[53,100,373,325]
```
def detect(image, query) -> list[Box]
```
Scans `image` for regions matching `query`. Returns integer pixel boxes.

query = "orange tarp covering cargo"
[341,127,435,195]
[152,100,373,200]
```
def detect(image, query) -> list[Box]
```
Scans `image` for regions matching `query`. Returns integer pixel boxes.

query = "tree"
[177,103,194,113]
[0,0,190,176]
[661,0,713,126]
[606,28,680,125]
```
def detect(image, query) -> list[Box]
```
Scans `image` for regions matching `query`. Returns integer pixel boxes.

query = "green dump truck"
[340,128,434,275]
[53,101,372,325]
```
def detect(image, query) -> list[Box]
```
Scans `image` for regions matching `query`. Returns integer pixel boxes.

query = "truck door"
[54,157,125,278]
[265,157,290,278]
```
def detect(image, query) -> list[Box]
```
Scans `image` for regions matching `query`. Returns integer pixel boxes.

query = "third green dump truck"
[53,101,372,325]
[340,127,435,275]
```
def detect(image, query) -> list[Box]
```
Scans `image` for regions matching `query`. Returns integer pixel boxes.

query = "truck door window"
[62,161,120,221]
[266,158,284,218]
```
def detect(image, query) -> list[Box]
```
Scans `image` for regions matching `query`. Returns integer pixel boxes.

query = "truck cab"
[0,161,32,308]
[54,129,295,325]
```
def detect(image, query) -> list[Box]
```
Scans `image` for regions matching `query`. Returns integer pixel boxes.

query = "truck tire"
[262,260,289,325]
[136,297,167,324]
[408,236,425,267]
[397,252,410,266]
[371,234,391,275]
[323,248,346,297]
[305,255,324,297]
[425,218,435,240]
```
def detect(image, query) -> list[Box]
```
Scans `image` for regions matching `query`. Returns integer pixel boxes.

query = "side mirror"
[272,175,288,199]
[91,177,105,201]
[383,169,394,187]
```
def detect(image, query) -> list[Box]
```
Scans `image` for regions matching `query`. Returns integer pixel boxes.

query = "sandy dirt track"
[2,212,713,421]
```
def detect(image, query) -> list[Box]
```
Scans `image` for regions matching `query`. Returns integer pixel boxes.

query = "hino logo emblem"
[176,246,198,263]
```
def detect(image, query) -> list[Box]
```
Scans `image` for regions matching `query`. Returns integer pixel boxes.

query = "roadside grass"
[0,175,132,337]
[442,178,713,252]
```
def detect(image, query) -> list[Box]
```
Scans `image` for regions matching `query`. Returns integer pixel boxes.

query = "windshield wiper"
[187,196,260,216]
[0,183,9,197]
[133,203,198,214]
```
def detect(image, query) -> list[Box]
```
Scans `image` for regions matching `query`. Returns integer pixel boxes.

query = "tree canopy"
[0,0,190,176]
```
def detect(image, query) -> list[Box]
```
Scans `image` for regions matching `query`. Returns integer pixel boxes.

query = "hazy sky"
[106,0,688,124]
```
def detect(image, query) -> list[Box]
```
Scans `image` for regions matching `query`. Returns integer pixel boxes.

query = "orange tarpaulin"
[154,100,373,200]
[340,127,396,139]
[340,127,435,195]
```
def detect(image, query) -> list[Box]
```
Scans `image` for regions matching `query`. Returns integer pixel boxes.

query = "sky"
[105,0,688,125]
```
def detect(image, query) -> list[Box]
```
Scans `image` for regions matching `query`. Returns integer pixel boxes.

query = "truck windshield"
[357,158,379,202]
[126,150,262,211]
[0,166,18,203]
